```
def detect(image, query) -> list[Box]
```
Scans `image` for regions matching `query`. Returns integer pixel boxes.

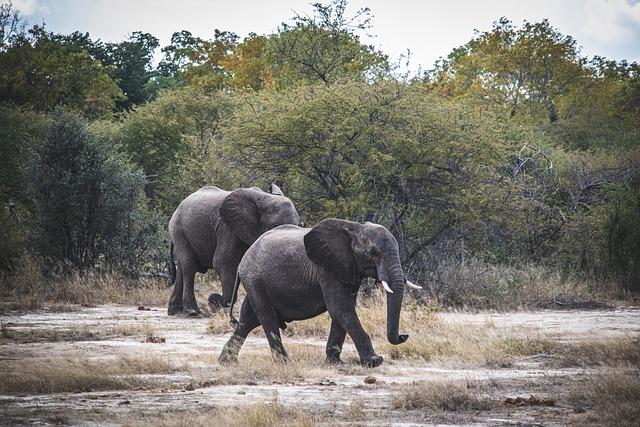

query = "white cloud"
[12,0,37,15]
[583,0,640,43]
[12,0,49,16]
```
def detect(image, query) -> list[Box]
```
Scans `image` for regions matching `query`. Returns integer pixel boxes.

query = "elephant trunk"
[378,254,407,345]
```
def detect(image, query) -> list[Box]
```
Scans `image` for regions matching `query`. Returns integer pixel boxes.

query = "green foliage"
[0,0,639,293]
[428,18,586,122]
[118,87,237,215]
[602,185,640,290]
[0,25,124,118]
[154,1,388,91]
[427,18,639,150]
[225,81,519,263]
[266,0,388,86]
[33,108,164,272]
[100,32,160,110]
[157,29,238,91]
[0,104,48,269]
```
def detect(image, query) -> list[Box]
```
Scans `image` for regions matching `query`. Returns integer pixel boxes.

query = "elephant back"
[238,225,310,282]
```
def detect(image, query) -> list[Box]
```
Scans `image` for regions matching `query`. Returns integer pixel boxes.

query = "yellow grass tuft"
[126,401,318,427]
[392,380,493,411]
[568,370,640,425]
[0,354,184,394]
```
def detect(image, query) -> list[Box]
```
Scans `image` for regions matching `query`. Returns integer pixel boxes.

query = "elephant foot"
[361,354,384,368]
[271,352,288,364]
[184,308,201,317]
[325,355,343,365]
[218,351,238,366]
[219,335,244,365]
[207,293,224,312]
[167,305,183,316]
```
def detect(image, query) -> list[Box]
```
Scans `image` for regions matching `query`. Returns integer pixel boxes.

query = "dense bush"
[0,104,48,269]
[32,108,166,273]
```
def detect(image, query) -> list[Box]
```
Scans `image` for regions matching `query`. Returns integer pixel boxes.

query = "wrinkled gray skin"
[219,219,408,367]
[167,185,299,316]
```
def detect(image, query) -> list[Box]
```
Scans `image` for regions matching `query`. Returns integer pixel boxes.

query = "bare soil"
[1,304,638,426]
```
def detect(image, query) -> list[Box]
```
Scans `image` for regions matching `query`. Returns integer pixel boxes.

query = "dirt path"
[1,305,638,426]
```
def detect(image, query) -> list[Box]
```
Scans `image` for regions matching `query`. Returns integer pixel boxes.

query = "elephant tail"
[168,241,176,287]
[228,272,241,331]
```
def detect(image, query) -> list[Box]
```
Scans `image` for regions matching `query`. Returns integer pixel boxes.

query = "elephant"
[167,184,299,316]
[219,218,421,367]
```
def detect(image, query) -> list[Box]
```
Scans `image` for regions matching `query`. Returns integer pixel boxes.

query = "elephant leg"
[325,319,347,364]
[209,264,238,311]
[324,290,382,367]
[219,298,260,365]
[181,259,200,316]
[245,285,288,363]
[168,262,184,315]
[212,235,246,308]
[171,232,201,316]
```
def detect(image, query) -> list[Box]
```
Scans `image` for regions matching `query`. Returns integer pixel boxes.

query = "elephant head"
[304,219,417,345]
[220,187,299,247]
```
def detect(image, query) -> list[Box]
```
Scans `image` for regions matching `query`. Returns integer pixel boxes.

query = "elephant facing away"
[219,219,421,367]
[168,185,299,316]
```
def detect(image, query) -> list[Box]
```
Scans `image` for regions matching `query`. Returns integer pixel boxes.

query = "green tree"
[221,33,273,91]
[156,29,237,91]
[267,0,388,86]
[34,108,159,272]
[118,87,236,214]
[0,104,47,269]
[101,32,160,109]
[0,25,123,118]
[428,18,586,123]
[224,80,522,268]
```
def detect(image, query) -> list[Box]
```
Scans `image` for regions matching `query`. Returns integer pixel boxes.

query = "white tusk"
[380,280,393,294]
[405,280,422,290]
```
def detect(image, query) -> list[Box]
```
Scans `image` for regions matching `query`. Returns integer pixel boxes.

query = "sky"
[11,0,640,71]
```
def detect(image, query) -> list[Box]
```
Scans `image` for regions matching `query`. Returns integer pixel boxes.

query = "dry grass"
[550,337,640,368]
[0,321,162,344]
[568,370,640,426]
[0,256,222,311]
[423,259,626,309]
[0,354,184,394]
[207,310,236,334]
[355,295,556,366]
[126,395,318,427]
[392,380,494,412]
[191,344,334,386]
[210,292,638,370]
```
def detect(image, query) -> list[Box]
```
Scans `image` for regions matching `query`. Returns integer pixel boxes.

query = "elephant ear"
[304,219,355,282]
[220,189,262,245]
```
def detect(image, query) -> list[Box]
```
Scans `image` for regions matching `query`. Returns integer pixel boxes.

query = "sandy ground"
[1,304,639,426]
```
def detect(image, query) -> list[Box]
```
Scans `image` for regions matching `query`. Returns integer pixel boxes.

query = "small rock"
[364,375,377,384]
[143,336,166,343]
[81,303,96,308]
[184,384,195,391]
[118,400,130,405]
[237,390,246,395]
[137,306,151,311]
[317,378,337,386]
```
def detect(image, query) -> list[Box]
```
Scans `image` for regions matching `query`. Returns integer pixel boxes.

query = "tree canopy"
[0,1,638,290]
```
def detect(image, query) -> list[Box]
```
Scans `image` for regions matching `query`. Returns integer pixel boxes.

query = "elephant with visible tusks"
[167,184,299,316]
[219,219,421,367]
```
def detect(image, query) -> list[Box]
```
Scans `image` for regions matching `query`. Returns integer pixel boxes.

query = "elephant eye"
[369,247,378,256]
